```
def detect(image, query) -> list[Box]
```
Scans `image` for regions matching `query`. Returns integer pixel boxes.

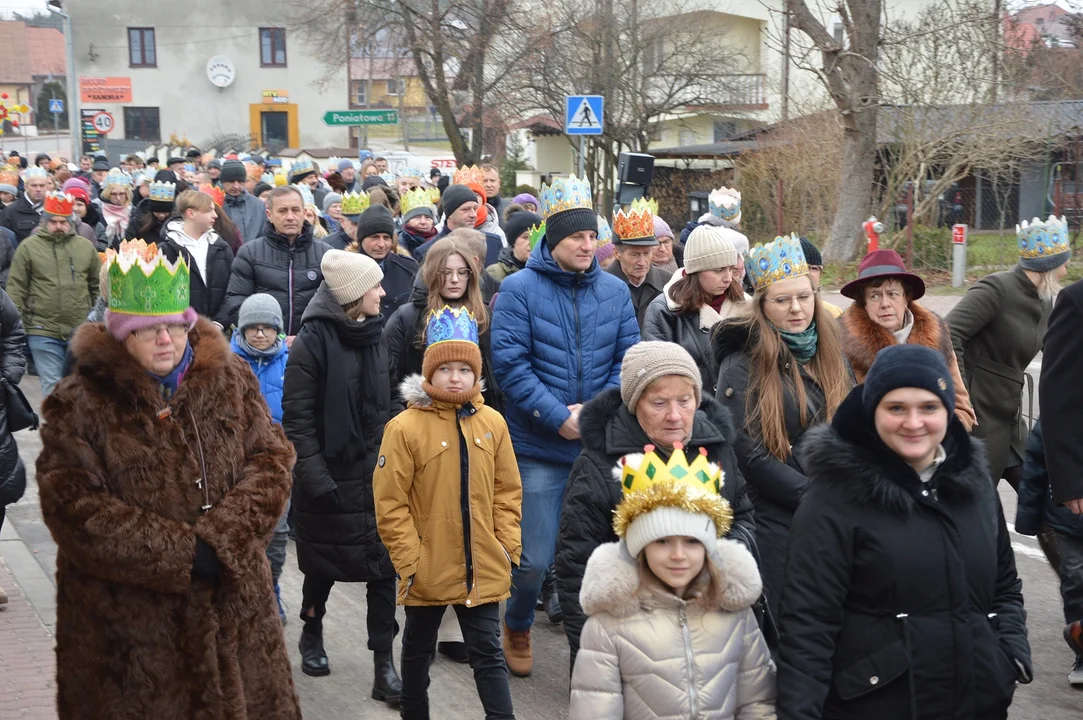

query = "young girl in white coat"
[569,444,776,720]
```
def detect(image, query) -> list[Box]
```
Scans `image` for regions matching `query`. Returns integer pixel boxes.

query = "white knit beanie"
[626,506,718,559]
[619,341,702,412]
[321,249,383,305]
[684,225,740,274]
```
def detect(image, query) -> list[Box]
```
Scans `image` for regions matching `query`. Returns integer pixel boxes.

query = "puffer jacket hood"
[570,538,776,720]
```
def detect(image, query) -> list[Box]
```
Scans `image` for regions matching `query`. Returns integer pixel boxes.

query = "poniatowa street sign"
[323,110,399,126]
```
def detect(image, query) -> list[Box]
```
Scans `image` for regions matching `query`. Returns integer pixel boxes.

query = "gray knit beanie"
[321,249,383,306]
[620,341,702,412]
[322,192,343,214]
[238,293,283,332]
[685,225,739,274]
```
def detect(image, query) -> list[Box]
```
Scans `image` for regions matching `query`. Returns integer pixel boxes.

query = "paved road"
[2,292,1080,717]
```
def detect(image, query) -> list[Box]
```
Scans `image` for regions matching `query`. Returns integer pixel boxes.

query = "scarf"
[656,259,678,275]
[708,293,727,314]
[148,341,193,399]
[236,332,284,359]
[776,319,819,365]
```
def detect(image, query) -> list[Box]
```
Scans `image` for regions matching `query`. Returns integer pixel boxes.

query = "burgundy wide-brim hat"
[840,249,926,300]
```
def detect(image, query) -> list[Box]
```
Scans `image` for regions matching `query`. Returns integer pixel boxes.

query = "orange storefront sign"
[80,77,133,103]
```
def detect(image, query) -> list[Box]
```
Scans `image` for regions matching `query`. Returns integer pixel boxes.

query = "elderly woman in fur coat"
[37,240,301,720]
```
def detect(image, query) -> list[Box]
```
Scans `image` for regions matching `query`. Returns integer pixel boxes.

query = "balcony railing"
[684,73,767,110]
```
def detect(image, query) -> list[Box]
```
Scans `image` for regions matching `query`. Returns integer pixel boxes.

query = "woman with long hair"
[642,225,748,394]
[712,233,852,620]
[100,170,134,246]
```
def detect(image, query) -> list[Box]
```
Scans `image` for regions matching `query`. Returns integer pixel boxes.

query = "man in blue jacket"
[490,175,639,677]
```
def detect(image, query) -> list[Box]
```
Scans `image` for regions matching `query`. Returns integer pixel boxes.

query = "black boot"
[541,567,563,624]
[372,650,402,706]
[298,612,330,677]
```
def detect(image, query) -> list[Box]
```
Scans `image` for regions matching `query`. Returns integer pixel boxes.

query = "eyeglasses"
[766,292,815,309]
[244,325,278,338]
[132,323,189,342]
[439,268,472,279]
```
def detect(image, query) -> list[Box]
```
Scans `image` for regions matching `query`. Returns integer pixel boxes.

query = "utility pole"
[47,1,78,160]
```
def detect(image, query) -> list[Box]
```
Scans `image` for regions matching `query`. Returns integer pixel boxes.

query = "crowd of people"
[0,145,1081,720]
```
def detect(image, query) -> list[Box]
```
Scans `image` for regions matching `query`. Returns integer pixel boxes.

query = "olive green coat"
[7,225,100,340]
[946,265,1048,478]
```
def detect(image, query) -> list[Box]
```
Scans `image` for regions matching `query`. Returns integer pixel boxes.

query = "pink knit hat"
[61,177,90,194]
[105,307,198,342]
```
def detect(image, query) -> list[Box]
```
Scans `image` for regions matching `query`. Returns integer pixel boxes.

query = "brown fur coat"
[841,301,977,430]
[37,318,301,720]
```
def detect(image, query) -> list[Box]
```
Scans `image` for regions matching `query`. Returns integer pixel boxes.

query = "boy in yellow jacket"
[374,305,522,720]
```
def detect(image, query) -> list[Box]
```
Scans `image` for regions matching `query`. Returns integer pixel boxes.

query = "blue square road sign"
[49,98,64,114]
[565,95,604,135]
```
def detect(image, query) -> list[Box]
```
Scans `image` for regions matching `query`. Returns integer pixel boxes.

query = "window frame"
[128,27,156,68]
[354,81,367,106]
[123,106,160,142]
[260,28,288,68]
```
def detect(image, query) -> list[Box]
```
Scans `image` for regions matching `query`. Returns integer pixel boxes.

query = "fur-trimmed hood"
[711,317,756,364]
[840,300,954,381]
[579,538,762,618]
[661,268,748,330]
[398,373,485,410]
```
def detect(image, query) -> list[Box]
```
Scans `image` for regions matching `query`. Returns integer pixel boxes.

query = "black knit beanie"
[862,344,955,419]
[219,160,247,183]
[441,184,479,220]
[504,211,543,244]
[545,208,598,250]
[355,205,396,241]
[799,237,823,266]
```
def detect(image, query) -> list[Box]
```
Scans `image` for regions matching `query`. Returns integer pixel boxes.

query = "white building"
[67,0,349,154]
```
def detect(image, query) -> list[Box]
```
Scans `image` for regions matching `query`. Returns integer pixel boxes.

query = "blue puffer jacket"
[491,240,639,464]
[230,333,289,424]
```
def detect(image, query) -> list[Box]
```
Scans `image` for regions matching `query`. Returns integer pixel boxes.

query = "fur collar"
[711,318,755,362]
[801,387,989,517]
[399,373,485,409]
[841,301,953,381]
[579,539,762,618]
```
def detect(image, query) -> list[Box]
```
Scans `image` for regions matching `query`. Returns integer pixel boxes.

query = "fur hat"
[619,341,702,412]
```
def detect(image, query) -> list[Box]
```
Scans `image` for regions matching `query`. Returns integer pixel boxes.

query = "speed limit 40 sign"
[91,111,115,135]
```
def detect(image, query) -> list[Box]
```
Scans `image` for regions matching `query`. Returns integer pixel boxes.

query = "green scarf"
[776,319,818,365]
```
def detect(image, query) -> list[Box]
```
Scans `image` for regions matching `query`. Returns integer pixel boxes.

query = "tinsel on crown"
[613,197,655,241]
[292,183,315,208]
[104,169,132,189]
[452,165,485,186]
[541,175,593,219]
[611,444,731,540]
[149,181,176,203]
[425,305,480,348]
[528,222,547,251]
[106,239,190,316]
[709,186,742,224]
[747,233,809,291]
[341,191,370,216]
[1017,215,1070,260]
[43,191,74,217]
[397,166,424,180]
[400,188,435,216]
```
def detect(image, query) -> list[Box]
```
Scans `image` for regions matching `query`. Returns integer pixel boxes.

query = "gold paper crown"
[528,222,546,250]
[452,165,485,186]
[400,187,435,216]
[612,444,731,539]
[613,197,655,241]
[341,190,370,216]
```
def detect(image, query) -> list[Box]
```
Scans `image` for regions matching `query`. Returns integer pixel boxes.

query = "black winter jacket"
[0,287,26,507]
[414,226,503,268]
[323,229,351,251]
[2,195,41,245]
[777,388,1030,720]
[365,249,418,321]
[282,283,396,582]
[223,222,331,335]
[714,320,835,621]
[160,220,234,328]
[1016,420,1083,538]
[554,386,757,664]
[1039,277,1083,505]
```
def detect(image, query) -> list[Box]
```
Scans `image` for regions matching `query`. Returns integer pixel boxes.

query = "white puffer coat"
[569,538,776,720]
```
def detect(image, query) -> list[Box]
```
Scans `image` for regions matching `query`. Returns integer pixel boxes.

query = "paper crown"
[709,186,742,224]
[400,187,435,216]
[597,214,613,245]
[425,305,480,348]
[132,171,149,186]
[202,185,225,207]
[292,183,315,208]
[397,166,424,180]
[260,172,275,185]
[0,167,17,186]
[183,163,197,174]
[105,239,190,316]
[452,165,485,186]
[148,181,176,203]
[541,175,593,219]
[612,444,732,540]
[426,187,441,205]
[104,169,132,189]
[613,198,655,242]
[290,159,315,178]
[1017,215,1070,260]
[528,222,546,250]
[43,191,73,217]
[341,190,370,216]
[245,162,263,181]
[26,166,49,180]
[326,156,343,173]
[747,233,809,291]
[642,198,659,215]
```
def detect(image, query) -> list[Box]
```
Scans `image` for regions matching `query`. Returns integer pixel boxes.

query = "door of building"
[261,111,289,150]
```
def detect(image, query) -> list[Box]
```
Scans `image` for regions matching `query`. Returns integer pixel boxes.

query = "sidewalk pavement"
[0,533,56,719]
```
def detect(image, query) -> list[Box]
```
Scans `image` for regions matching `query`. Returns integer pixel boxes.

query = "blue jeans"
[504,455,571,632]
[27,336,67,396]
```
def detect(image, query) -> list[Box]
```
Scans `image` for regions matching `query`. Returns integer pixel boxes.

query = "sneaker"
[1066,621,1083,655]
[274,583,287,626]
[1070,655,1083,686]
[502,622,533,677]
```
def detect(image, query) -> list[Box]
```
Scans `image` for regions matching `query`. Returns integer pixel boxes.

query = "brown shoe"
[503,621,533,677]
[1066,621,1083,655]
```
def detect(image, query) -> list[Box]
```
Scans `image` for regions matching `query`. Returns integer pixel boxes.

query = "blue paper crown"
[425,305,479,348]
[709,186,741,224]
[291,183,315,207]
[148,181,176,203]
[104,169,132,189]
[25,166,48,180]
[397,166,424,180]
[183,163,197,174]
[597,214,613,244]
[1017,215,1070,260]
[290,159,314,178]
[379,172,396,185]
[260,172,275,185]
[747,233,810,291]
[541,175,593,219]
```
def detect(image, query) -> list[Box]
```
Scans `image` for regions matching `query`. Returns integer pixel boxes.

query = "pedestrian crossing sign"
[565,95,604,135]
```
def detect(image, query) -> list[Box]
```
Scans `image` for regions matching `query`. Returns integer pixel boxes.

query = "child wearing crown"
[374,305,522,720]
[569,447,775,719]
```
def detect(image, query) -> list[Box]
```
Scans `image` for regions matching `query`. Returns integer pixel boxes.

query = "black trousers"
[1056,531,1083,627]
[400,602,514,720]
[300,575,398,652]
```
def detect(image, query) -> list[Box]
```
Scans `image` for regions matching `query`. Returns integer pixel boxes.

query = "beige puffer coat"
[569,539,776,720]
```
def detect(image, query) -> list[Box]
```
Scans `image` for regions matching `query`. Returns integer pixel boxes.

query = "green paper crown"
[528,222,546,250]
[341,190,370,216]
[106,239,190,316]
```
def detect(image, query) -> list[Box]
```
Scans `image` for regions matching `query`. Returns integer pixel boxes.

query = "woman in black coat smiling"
[777,344,1031,720]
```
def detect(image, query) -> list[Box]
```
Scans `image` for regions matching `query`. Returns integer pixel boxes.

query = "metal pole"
[47,5,78,160]
[578,136,586,178]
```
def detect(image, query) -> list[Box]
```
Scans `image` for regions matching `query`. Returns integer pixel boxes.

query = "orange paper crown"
[202,185,225,207]
[612,198,655,242]
[43,191,74,217]
[452,165,485,186]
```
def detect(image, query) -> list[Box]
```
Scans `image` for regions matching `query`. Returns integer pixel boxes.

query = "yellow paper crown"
[613,197,655,241]
[341,190,370,216]
[612,443,731,539]
[400,187,435,216]
[452,165,485,186]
